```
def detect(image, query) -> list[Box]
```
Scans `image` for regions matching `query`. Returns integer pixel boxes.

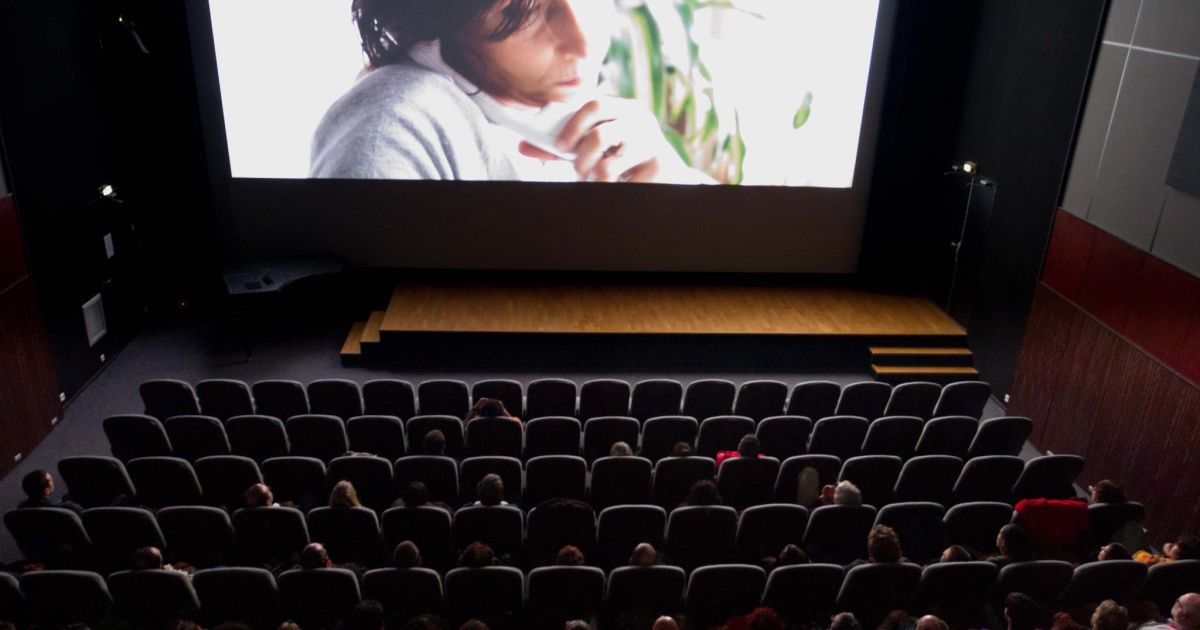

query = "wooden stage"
[342,284,973,379]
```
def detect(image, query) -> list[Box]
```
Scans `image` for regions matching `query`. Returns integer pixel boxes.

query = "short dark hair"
[669,442,694,457]
[1004,593,1044,630]
[868,525,902,563]
[457,541,495,568]
[300,543,331,570]
[423,430,447,455]
[685,480,721,506]
[776,544,810,566]
[353,0,547,67]
[737,434,761,457]
[471,398,507,418]
[403,481,430,507]
[21,470,51,499]
[1091,480,1126,503]
[132,546,164,571]
[476,474,505,506]
[555,545,584,566]
[998,524,1033,561]
[394,540,422,568]
[349,600,386,630]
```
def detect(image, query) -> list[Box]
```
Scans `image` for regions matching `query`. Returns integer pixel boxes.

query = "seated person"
[1136,535,1200,565]
[680,479,722,507]
[1135,593,1199,630]
[629,542,658,567]
[393,540,422,569]
[474,474,508,507]
[609,441,634,457]
[466,398,521,427]
[716,434,764,468]
[244,483,279,508]
[18,470,83,513]
[985,524,1036,569]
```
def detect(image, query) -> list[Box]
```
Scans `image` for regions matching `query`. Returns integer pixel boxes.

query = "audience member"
[681,479,722,507]
[277,622,301,630]
[402,615,448,630]
[245,483,276,508]
[348,600,386,630]
[669,442,694,458]
[132,546,164,571]
[300,542,333,570]
[1004,593,1046,630]
[725,607,784,630]
[775,544,810,567]
[467,398,509,420]
[18,470,83,513]
[1136,535,1200,565]
[555,545,585,566]
[1091,600,1130,630]
[402,481,431,508]
[1089,480,1127,504]
[831,481,863,507]
[916,616,949,630]
[652,617,680,630]
[457,541,495,568]
[867,524,903,563]
[939,545,972,563]
[987,524,1035,568]
[610,441,634,457]
[475,474,507,507]
[329,480,363,508]
[393,540,422,569]
[716,434,763,468]
[629,542,657,566]
[423,430,447,456]
[564,621,592,630]
[1136,593,1199,630]
[459,620,488,630]
[1098,543,1131,561]
[830,612,862,630]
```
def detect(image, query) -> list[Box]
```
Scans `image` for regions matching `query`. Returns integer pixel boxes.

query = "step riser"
[871,354,975,368]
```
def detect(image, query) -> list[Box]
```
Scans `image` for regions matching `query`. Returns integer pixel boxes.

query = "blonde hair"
[329,480,362,508]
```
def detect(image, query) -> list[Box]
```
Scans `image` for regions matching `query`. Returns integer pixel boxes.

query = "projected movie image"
[209,0,882,187]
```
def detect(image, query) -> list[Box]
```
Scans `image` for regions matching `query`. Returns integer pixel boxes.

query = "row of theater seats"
[103,410,1034,466]
[2,494,1151,576]
[52,448,1091,516]
[138,377,994,425]
[3,558,1197,630]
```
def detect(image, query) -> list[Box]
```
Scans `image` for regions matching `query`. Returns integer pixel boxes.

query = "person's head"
[609,441,633,457]
[1098,543,1130,561]
[394,540,422,568]
[669,442,694,458]
[833,481,862,506]
[21,470,53,500]
[277,623,302,630]
[629,542,657,566]
[737,434,761,458]
[300,542,332,569]
[423,429,447,456]
[1170,593,1200,630]
[403,615,448,630]
[868,524,902,563]
[555,545,584,566]
[1090,600,1128,630]
[685,479,721,506]
[330,480,362,508]
[563,621,592,630]
[458,541,495,568]
[829,612,862,630]
[459,621,488,630]
[776,544,810,567]
[245,483,274,508]
[1167,535,1200,561]
[915,616,948,630]
[403,481,431,508]
[354,0,619,107]
[476,473,505,506]
[1089,480,1127,504]
[469,397,508,419]
[997,524,1033,561]
[651,617,679,630]
[1004,593,1043,630]
[744,607,783,630]
[132,546,164,571]
[940,545,972,563]
[349,600,386,630]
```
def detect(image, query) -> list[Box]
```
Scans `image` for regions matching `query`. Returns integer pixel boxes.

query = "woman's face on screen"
[467,0,616,107]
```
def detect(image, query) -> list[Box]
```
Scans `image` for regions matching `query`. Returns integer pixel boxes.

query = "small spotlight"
[99,184,115,198]
[961,161,977,175]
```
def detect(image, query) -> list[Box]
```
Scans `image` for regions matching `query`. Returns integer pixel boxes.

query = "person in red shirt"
[716,434,763,468]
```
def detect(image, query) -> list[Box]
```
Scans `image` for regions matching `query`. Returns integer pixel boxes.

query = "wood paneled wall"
[1011,284,1200,545]
[0,195,61,478]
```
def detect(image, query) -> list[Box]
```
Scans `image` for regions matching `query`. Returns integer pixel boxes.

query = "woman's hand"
[518,98,674,183]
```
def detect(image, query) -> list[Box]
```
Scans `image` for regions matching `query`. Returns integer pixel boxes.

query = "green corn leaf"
[793,92,813,129]
[630,6,666,122]
[662,127,693,166]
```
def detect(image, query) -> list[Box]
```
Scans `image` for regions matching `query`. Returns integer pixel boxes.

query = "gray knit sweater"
[309,64,518,180]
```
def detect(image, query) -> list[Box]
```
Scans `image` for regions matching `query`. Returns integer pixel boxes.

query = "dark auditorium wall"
[0,153,63,479]
[863,0,1107,398]
[0,0,219,400]
[1009,1,1200,545]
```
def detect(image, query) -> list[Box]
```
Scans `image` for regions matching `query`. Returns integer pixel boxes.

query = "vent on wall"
[82,293,107,347]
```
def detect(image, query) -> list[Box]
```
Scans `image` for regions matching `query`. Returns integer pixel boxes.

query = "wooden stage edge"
[377,284,965,337]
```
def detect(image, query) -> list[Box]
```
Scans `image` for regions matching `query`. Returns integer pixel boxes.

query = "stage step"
[871,364,980,385]
[340,321,367,366]
[869,346,974,367]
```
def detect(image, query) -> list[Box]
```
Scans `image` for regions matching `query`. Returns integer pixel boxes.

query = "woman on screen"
[310,0,708,184]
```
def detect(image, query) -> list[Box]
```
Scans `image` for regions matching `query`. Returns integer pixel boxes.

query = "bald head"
[1174,593,1200,630]
[651,616,679,630]
[915,616,948,630]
